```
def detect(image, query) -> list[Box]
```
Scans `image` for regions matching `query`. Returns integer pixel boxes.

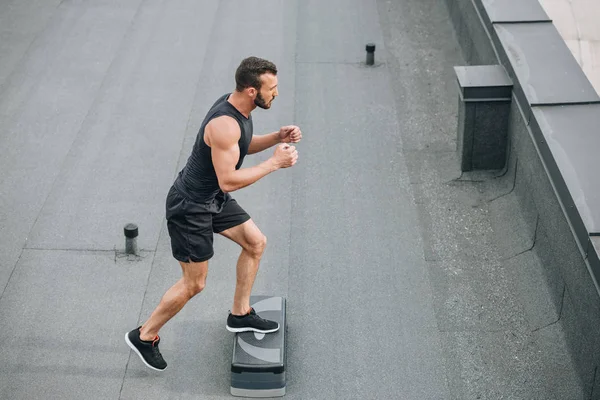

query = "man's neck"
[228,91,254,118]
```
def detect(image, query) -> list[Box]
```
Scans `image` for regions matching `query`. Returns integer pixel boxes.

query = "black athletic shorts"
[165,185,251,263]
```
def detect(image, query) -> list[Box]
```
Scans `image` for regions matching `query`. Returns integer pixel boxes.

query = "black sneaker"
[125,327,167,371]
[226,308,280,333]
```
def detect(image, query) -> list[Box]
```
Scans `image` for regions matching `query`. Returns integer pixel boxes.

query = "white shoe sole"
[124,332,166,372]
[226,325,280,334]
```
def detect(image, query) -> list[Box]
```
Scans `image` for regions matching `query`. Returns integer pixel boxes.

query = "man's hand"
[278,125,302,143]
[271,143,298,169]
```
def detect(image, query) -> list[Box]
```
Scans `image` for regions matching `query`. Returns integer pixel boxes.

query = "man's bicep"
[212,140,239,175]
[207,118,241,188]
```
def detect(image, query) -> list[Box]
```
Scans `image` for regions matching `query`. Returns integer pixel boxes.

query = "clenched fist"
[272,143,298,169]
[279,125,302,144]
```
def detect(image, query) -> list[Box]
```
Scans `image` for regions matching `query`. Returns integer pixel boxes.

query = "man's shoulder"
[205,115,241,147]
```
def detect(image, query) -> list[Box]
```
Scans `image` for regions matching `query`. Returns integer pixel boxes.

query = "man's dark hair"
[235,57,277,92]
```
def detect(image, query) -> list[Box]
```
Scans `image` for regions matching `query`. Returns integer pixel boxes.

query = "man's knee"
[246,233,267,258]
[184,279,206,297]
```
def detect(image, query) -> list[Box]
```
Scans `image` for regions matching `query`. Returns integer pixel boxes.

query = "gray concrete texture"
[0,0,590,399]
[447,0,499,66]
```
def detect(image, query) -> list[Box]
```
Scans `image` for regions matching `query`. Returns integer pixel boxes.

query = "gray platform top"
[495,23,600,105]
[532,104,600,235]
[232,296,285,372]
[480,0,551,23]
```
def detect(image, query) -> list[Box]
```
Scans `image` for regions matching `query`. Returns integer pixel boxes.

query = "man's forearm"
[247,131,280,154]
[220,158,278,192]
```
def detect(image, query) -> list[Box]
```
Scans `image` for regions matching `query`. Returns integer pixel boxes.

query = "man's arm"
[247,125,302,154]
[207,117,297,192]
[247,131,280,155]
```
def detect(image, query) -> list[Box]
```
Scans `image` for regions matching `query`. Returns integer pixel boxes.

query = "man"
[125,56,301,371]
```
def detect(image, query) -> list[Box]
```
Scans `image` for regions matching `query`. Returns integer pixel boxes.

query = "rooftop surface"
[0,0,595,398]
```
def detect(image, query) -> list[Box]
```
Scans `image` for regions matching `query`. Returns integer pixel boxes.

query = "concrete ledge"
[530,105,600,247]
[494,22,600,122]
[477,0,551,24]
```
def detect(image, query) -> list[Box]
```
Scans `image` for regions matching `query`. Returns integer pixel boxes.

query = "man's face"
[254,73,278,109]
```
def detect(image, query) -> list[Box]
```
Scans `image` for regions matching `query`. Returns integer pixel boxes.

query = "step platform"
[230,295,287,398]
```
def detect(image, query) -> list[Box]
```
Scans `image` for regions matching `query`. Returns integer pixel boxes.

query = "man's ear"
[247,87,257,98]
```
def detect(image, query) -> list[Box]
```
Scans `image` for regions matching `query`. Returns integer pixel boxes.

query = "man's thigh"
[212,195,251,234]
[166,187,215,262]
[218,218,266,251]
[213,196,266,250]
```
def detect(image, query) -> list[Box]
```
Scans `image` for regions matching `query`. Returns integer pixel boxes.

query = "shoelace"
[152,346,162,359]
[250,312,270,324]
[233,308,270,324]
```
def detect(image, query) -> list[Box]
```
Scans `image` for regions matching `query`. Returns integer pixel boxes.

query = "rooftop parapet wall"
[448,0,600,293]
[445,0,600,392]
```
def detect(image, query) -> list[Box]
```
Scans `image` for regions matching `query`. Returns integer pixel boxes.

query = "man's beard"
[254,92,272,109]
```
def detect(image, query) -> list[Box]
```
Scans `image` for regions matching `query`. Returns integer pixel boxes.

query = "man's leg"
[140,260,208,340]
[125,260,208,371]
[219,219,278,333]
[218,219,266,316]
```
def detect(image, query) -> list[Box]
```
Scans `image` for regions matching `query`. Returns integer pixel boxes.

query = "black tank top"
[173,93,253,208]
